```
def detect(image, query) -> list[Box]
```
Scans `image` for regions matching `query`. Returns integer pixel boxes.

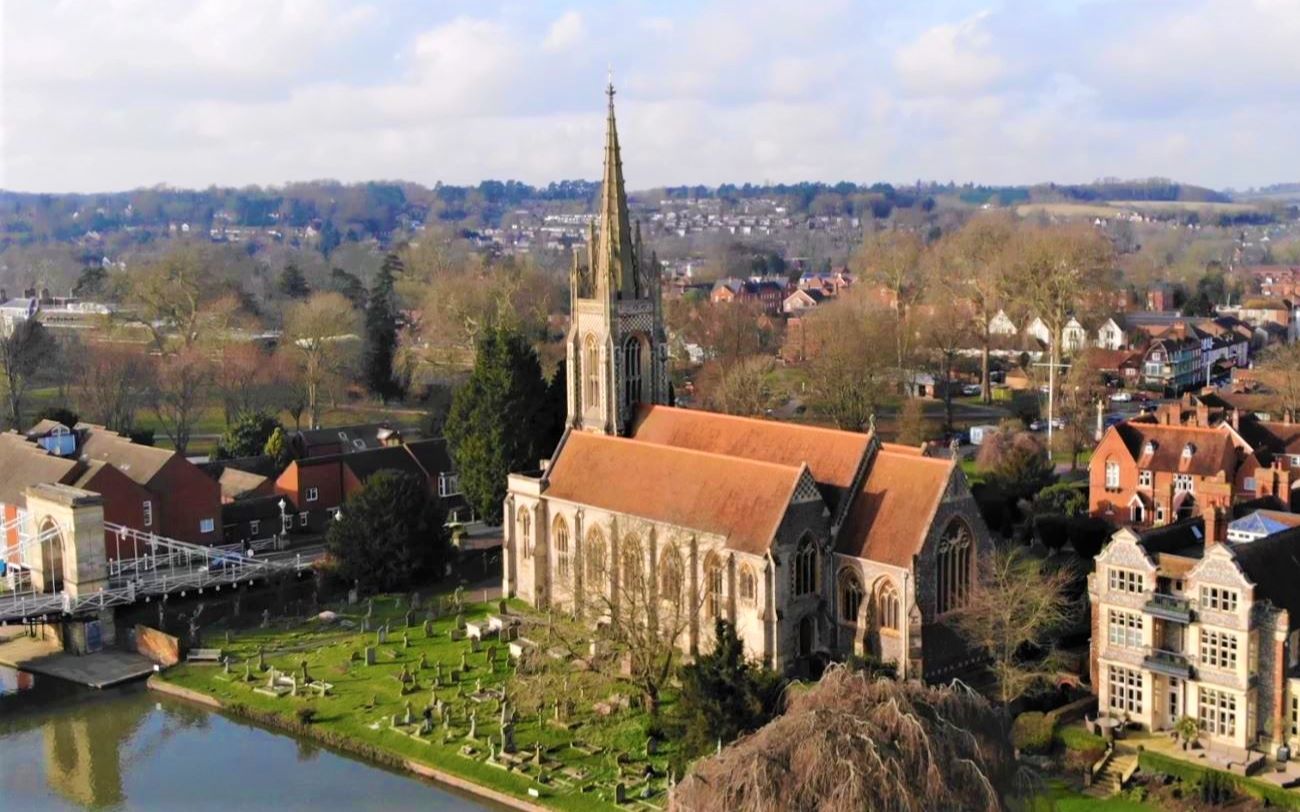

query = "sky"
[2,0,1299,193]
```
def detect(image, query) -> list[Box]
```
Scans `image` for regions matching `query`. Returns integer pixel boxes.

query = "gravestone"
[459,652,468,671]
[260,609,270,629]
[257,647,266,671]
[411,591,421,610]
[434,662,443,685]
[502,720,516,753]
[470,636,480,653]
[614,782,627,804]
[377,627,387,645]
[468,709,477,740]
[300,659,310,683]
[423,620,433,638]
[403,701,414,726]
[402,632,410,649]
[364,646,377,666]
[404,610,413,628]
[366,598,374,618]
[646,736,657,756]
[418,652,428,670]
[222,656,230,676]
[243,661,253,681]
[347,587,358,605]
[361,618,371,633]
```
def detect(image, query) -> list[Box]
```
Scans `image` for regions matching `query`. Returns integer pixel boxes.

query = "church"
[502,84,993,679]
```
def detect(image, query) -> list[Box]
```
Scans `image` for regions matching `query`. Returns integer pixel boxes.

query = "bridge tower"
[23,483,112,652]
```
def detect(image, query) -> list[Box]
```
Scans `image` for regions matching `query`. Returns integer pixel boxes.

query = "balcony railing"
[1143,648,1193,679]
[1143,592,1193,624]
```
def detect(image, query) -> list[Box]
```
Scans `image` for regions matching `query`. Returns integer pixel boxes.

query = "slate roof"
[76,426,174,486]
[0,433,78,505]
[1136,516,1207,559]
[1231,527,1300,623]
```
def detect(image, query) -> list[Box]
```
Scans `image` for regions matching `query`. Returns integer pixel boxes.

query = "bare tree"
[802,292,897,431]
[932,215,1016,402]
[1256,342,1300,418]
[0,319,55,428]
[149,347,210,455]
[703,355,775,416]
[1055,350,1108,470]
[116,245,239,352]
[283,292,360,429]
[78,342,150,432]
[852,229,926,390]
[212,342,279,423]
[1004,225,1115,448]
[916,296,976,431]
[952,544,1074,705]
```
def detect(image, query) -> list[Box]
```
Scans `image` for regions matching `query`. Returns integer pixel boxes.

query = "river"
[0,670,493,811]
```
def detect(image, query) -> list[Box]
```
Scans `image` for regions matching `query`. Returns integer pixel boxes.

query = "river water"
[0,673,492,811]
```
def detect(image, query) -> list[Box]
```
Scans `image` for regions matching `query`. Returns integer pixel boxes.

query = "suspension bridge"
[0,483,309,628]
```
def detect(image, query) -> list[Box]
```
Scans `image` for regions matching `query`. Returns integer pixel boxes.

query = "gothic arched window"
[659,546,684,606]
[585,528,607,591]
[553,516,570,581]
[520,508,532,558]
[621,533,643,596]
[936,519,973,615]
[738,565,757,605]
[623,336,643,408]
[705,553,725,618]
[793,536,817,596]
[877,580,901,630]
[838,569,863,623]
[583,334,600,411]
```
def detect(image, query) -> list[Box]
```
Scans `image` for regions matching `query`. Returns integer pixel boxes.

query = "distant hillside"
[1029,178,1231,204]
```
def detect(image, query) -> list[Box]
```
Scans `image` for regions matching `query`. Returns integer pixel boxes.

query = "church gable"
[835,449,957,567]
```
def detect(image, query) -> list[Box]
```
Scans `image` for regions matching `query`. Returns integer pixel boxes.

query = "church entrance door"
[798,616,814,658]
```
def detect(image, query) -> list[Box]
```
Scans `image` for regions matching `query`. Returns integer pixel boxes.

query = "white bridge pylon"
[0,483,306,623]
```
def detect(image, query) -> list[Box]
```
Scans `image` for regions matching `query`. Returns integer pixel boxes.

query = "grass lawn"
[161,596,673,810]
[1022,779,1157,812]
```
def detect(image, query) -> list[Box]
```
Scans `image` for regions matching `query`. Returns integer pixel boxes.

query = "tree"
[1256,342,1300,417]
[976,429,1055,504]
[802,292,896,431]
[149,347,210,455]
[444,328,549,525]
[674,666,1016,812]
[852,229,925,390]
[917,296,975,430]
[932,215,1016,402]
[277,263,310,299]
[326,469,448,593]
[0,319,55,428]
[37,405,79,429]
[675,620,785,757]
[263,425,291,467]
[953,544,1074,705]
[704,355,774,417]
[78,342,148,433]
[363,252,402,400]
[896,397,928,446]
[217,411,281,459]
[1004,226,1115,448]
[283,292,361,429]
[73,265,109,298]
[117,245,239,352]
[1054,350,1108,470]
[212,343,278,424]
[329,267,367,309]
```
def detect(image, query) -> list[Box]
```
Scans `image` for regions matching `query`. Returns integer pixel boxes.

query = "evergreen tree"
[444,327,549,525]
[216,411,281,459]
[263,425,291,467]
[363,252,402,401]
[278,263,310,299]
[329,267,367,309]
[326,469,448,593]
[675,620,785,758]
[540,360,567,454]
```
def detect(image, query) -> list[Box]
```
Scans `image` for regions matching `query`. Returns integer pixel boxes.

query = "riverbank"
[152,596,674,812]
[149,676,543,812]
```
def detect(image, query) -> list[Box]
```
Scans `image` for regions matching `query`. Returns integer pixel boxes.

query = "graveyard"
[157,590,679,811]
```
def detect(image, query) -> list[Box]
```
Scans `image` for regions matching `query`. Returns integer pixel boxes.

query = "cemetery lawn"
[158,596,676,811]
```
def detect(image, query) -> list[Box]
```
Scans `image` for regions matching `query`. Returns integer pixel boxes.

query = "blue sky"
[2,0,1298,192]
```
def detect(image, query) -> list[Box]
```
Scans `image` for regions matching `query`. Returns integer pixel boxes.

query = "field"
[159,595,677,811]
[1016,200,1265,220]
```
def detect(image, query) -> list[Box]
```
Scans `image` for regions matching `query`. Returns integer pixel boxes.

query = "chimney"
[1196,401,1209,427]
[1204,505,1223,546]
[1230,408,1240,430]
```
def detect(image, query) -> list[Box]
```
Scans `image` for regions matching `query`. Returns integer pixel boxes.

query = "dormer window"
[1143,441,1157,456]
[1182,443,1195,459]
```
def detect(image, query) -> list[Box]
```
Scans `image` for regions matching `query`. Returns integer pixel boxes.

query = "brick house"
[710,277,788,315]
[1089,518,1300,754]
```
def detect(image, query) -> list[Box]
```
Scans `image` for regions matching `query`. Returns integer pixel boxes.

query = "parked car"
[1028,419,1046,431]
[1109,391,1132,402]
[961,384,982,396]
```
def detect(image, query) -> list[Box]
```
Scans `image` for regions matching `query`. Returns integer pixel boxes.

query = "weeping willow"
[671,665,1020,812]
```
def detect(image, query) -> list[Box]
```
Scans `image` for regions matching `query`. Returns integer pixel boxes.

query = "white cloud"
[893,11,1005,98]
[542,10,586,53]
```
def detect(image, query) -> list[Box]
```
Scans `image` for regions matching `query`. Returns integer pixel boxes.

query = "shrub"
[1054,724,1105,758]
[1138,750,1300,810]
[1011,711,1054,754]
[295,706,317,725]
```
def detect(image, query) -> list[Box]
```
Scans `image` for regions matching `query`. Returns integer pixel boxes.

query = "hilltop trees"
[444,327,551,525]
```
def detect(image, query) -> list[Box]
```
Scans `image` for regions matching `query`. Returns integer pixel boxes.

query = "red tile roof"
[631,405,869,488]
[1112,422,1239,477]
[836,449,955,566]
[544,431,802,555]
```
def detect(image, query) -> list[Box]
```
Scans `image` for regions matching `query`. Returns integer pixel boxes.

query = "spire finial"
[606,66,615,101]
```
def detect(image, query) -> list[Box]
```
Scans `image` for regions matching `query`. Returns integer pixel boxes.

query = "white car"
[1109,391,1132,402]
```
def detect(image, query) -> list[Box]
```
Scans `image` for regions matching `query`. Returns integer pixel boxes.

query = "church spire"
[596,79,638,299]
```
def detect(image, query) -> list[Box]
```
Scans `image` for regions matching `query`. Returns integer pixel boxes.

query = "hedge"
[1138,749,1300,810]
[1013,712,1055,754]
[1054,725,1106,756]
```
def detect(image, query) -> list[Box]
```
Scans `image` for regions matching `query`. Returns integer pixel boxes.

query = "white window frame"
[1108,567,1144,594]
[1200,629,1238,670]
[1105,461,1120,490]
[1200,586,1239,613]
[1107,665,1143,714]
[249,519,260,536]
[306,487,319,503]
[1173,474,1194,494]
[142,500,153,527]
[199,518,215,534]
[1107,609,1143,648]
[298,511,308,527]
[1198,687,1237,737]
[1138,470,1153,488]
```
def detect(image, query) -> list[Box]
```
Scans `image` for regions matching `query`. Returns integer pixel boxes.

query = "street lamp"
[278,498,289,534]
